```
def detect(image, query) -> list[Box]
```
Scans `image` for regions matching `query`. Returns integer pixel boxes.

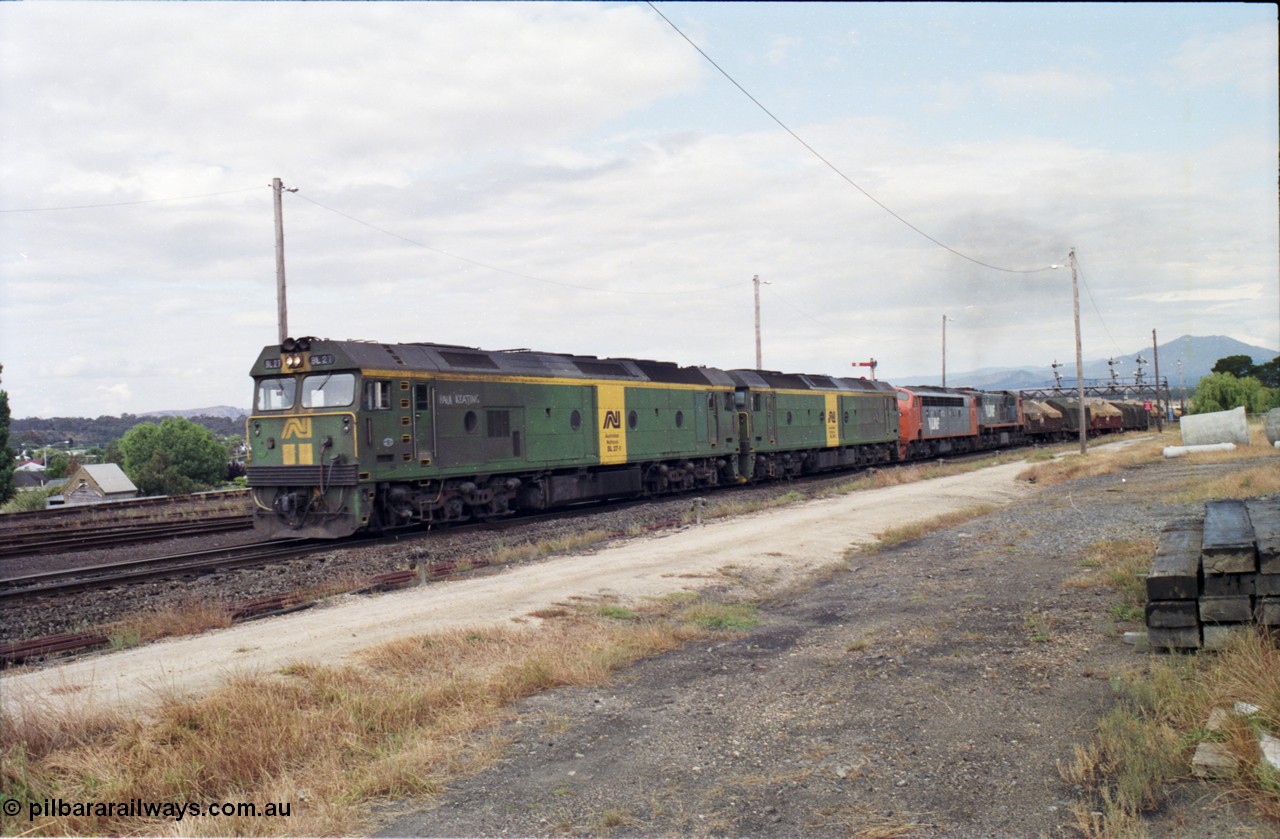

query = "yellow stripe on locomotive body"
[824,392,839,447]
[597,383,628,466]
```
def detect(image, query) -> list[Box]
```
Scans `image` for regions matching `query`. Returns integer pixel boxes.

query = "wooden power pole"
[273,177,295,345]
[753,274,764,369]
[1069,249,1087,456]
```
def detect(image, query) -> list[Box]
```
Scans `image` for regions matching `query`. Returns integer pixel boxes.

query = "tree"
[103,440,125,466]
[45,451,71,480]
[1253,356,1280,389]
[119,417,229,496]
[0,364,14,505]
[1211,354,1256,379]
[1190,372,1276,414]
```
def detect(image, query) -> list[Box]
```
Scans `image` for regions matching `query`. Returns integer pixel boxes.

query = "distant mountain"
[140,406,249,421]
[907,335,1278,391]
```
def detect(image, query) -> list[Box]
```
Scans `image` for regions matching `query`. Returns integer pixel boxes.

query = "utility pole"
[1152,328,1163,432]
[753,274,767,369]
[941,315,951,387]
[273,178,297,345]
[1068,249,1087,455]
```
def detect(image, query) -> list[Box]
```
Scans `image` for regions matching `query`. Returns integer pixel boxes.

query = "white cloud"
[1126,284,1267,304]
[1165,24,1277,97]
[979,69,1114,100]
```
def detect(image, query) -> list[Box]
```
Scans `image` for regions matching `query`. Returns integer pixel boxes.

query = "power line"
[0,186,264,213]
[646,2,1054,276]
[292,189,742,297]
[763,285,841,336]
[1072,253,1123,354]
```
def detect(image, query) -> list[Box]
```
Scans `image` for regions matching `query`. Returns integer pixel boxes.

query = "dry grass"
[1062,628,1280,837]
[1019,419,1278,489]
[1062,538,1156,615]
[106,595,234,647]
[1171,463,1280,504]
[861,503,999,552]
[490,529,617,565]
[1017,438,1167,486]
[98,576,368,650]
[0,593,754,837]
[808,803,933,837]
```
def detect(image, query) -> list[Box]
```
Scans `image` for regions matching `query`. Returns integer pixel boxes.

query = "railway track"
[0,515,253,560]
[0,539,329,602]
[0,489,248,524]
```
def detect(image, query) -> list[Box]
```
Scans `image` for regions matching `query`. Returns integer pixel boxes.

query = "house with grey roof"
[61,463,138,505]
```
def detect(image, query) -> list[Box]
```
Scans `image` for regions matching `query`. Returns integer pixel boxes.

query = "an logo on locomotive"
[603,410,622,429]
[281,418,314,466]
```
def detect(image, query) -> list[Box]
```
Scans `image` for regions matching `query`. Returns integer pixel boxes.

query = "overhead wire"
[762,285,842,336]
[645,1,1054,276]
[1071,253,1123,354]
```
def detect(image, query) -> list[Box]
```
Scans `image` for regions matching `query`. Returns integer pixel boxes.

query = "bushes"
[1189,372,1278,415]
[119,417,228,496]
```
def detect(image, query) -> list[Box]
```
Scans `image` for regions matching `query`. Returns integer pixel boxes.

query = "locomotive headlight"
[285,353,304,370]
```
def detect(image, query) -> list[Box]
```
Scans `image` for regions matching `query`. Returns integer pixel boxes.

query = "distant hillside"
[11,412,248,450]
[909,334,1278,391]
[141,406,248,421]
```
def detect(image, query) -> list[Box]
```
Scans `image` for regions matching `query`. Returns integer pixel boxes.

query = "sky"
[1,2,1276,418]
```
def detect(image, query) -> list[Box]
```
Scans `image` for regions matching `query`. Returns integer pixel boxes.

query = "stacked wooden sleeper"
[1145,498,1280,650]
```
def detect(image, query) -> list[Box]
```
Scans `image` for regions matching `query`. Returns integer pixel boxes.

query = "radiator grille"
[247,465,360,487]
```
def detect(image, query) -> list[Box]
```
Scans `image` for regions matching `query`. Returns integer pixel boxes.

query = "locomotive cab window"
[301,373,355,409]
[256,377,296,411]
[364,380,392,410]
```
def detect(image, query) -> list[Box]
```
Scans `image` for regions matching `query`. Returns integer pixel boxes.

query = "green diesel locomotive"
[246,337,900,539]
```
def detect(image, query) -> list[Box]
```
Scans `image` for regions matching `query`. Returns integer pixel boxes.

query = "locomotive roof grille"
[633,360,717,386]
[921,395,966,408]
[573,359,635,378]
[438,350,500,370]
